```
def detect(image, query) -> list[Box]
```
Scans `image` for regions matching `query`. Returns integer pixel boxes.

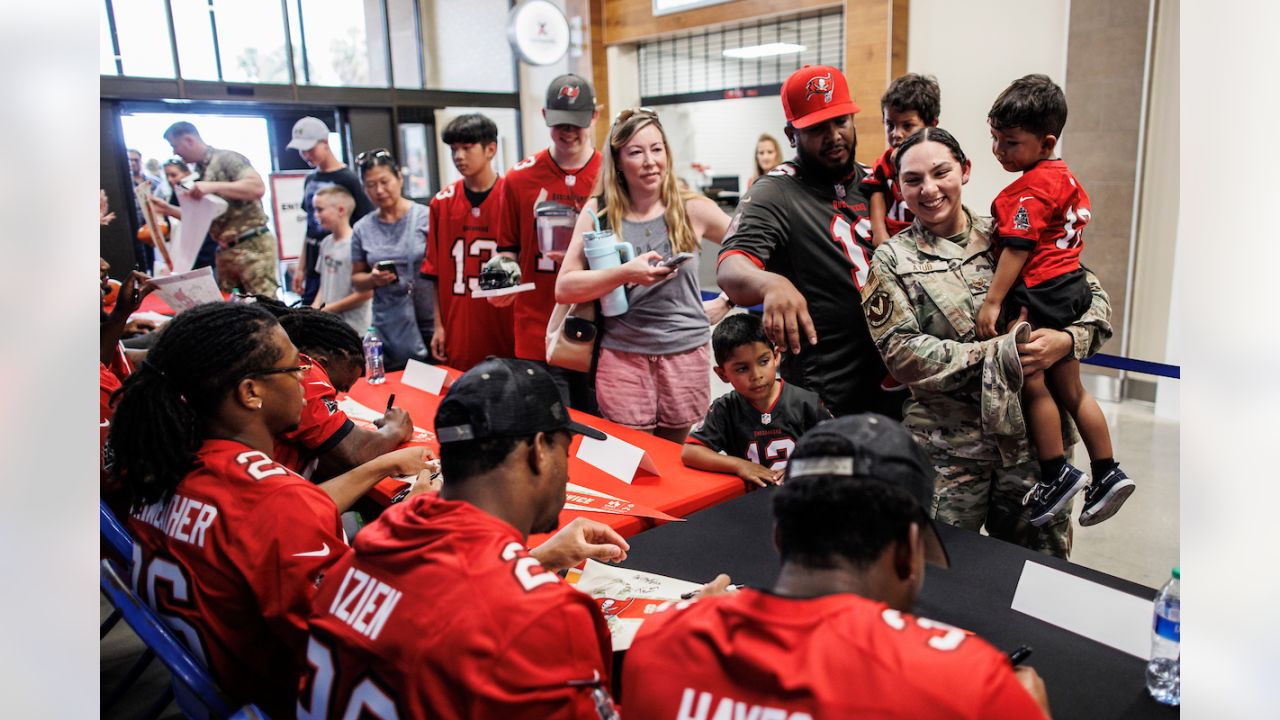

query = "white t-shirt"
[315,233,372,333]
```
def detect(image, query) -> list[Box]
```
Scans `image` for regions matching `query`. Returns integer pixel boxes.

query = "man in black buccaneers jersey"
[717,65,903,418]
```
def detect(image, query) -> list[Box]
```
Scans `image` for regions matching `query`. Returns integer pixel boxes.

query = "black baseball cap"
[544,74,596,127]
[435,358,606,444]
[784,414,950,568]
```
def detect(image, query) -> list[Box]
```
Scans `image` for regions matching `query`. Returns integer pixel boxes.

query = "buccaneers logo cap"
[781,65,861,129]
[544,73,597,128]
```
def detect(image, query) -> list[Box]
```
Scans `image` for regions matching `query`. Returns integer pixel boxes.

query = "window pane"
[171,0,220,81]
[423,0,514,92]
[111,0,176,78]
[101,2,119,75]
[214,0,291,84]
[388,0,422,89]
[297,0,389,87]
[398,123,432,199]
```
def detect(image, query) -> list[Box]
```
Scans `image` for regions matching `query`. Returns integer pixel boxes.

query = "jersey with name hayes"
[688,381,831,470]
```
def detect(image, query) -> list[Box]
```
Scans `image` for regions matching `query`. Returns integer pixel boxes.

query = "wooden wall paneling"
[602,0,838,45]
[567,0,611,143]
[844,0,902,164]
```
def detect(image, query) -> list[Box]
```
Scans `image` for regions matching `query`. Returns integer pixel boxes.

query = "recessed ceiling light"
[722,42,807,59]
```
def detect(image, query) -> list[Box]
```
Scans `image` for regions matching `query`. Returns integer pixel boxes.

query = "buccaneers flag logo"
[805,74,834,103]
[558,84,580,101]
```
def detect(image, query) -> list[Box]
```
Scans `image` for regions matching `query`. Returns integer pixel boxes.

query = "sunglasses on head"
[613,107,659,125]
[356,148,398,172]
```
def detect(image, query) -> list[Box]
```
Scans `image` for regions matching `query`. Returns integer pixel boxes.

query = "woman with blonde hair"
[556,107,732,442]
[748,133,784,187]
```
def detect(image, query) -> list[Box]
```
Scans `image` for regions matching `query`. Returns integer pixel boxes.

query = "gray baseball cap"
[544,74,596,128]
[287,116,330,151]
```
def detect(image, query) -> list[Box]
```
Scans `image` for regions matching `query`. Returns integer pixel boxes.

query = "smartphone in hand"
[374,260,399,280]
[658,252,695,269]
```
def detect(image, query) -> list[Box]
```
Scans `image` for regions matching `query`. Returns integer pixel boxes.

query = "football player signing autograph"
[716,65,901,419]
[109,303,433,718]
[624,415,1051,719]
[301,358,629,719]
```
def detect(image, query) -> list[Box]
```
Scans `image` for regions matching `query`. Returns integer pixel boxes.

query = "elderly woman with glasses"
[109,302,432,716]
[350,149,433,370]
[555,107,733,443]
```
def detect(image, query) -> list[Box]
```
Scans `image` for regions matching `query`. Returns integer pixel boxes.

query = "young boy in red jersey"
[421,113,515,372]
[863,73,941,246]
[978,74,1134,528]
[491,74,602,410]
[683,314,830,487]
[625,415,1051,719]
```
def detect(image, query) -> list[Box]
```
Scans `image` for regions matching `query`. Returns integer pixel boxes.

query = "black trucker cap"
[544,73,596,127]
[435,357,606,444]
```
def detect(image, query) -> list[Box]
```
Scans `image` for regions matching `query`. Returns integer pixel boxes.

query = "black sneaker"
[1023,463,1090,527]
[1078,466,1136,526]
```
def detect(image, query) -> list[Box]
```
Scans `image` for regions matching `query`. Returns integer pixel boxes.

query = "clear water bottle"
[1146,566,1180,705]
[363,326,386,385]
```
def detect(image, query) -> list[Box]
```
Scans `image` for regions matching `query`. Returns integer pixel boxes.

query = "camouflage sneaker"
[1024,463,1090,527]
[1078,466,1136,526]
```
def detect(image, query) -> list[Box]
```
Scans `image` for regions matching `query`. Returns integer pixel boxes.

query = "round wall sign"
[507,0,570,66]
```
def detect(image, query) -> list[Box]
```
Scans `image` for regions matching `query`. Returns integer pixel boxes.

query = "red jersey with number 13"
[991,159,1090,287]
[498,149,601,360]
[127,439,344,718]
[421,176,515,372]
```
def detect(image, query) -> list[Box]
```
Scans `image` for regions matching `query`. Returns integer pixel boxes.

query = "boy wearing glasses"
[494,74,602,410]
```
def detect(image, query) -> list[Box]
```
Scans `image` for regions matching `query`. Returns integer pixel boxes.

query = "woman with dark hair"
[350,149,433,370]
[556,107,731,443]
[748,133,783,188]
[110,302,430,716]
[859,127,1113,558]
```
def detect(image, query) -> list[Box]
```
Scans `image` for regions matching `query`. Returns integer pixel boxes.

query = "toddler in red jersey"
[979,74,1133,528]
[863,73,941,247]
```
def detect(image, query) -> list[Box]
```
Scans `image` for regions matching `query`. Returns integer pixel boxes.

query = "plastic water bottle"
[1146,566,1180,705]
[363,327,386,385]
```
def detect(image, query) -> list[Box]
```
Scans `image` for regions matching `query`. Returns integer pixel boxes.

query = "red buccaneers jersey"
[127,439,345,718]
[861,147,914,236]
[421,177,516,372]
[273,363,354,475]
[623,589,1046,719]
[498,149,602,360]
[991,159,1091,287]
[300,493,618,720]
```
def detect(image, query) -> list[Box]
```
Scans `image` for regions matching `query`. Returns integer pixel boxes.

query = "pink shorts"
[595,345,711,430]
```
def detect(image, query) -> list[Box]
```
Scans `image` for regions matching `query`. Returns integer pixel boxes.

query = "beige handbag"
[545,301,601,373]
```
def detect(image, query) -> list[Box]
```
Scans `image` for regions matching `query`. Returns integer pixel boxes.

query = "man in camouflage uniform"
[162,121,280,295]
[860,207,1112,558]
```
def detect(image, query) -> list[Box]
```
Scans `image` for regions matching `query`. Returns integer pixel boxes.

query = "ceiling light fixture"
[722,42,807,59]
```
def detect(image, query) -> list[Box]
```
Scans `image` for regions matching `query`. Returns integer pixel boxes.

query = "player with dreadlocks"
[110,302,432,717]
[246,296,416,487]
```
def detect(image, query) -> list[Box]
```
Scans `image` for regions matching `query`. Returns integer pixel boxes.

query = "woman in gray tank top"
[556,108,732,443]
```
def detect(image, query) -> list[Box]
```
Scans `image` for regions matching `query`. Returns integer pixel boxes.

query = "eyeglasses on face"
[242,355,314,381]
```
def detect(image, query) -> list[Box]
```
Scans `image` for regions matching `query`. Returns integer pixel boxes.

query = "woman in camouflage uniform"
[858,128,1112,558]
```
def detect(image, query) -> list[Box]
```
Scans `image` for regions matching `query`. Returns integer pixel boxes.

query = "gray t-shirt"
[601,215,710,355]
[351,203,433,369]
[315,233,372,334]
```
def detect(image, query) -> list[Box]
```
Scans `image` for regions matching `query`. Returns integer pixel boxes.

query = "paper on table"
[563,482,682,522]
[150,267,223,313]
[1010,560,1154,659]
[401,359,448,395]
[170,190,228,273]
[336,397,435,443]
[470,283,535,298]
[576,431,659,484]
[568,560,703,650]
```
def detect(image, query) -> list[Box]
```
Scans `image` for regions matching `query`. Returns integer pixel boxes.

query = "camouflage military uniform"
[860,207,1112,558]
[195,148,280,296]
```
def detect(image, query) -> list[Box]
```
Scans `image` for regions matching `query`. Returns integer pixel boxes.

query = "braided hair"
[278,308,362,363]
[110,303,282,507]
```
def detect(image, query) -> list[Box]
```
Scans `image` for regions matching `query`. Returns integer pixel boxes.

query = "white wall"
[654,95,790,192]
[906,0,1070,211]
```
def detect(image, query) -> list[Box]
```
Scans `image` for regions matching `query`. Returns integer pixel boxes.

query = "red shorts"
[595,345,711,430]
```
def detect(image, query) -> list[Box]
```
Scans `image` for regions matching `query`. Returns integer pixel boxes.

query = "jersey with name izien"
[718,160,889,416]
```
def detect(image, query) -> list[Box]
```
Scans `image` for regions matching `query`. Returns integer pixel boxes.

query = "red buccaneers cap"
[781,65,861,129]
